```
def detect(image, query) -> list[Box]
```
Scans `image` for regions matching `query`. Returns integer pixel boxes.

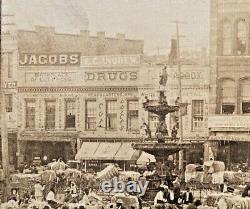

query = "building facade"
[1,25,211,169]
[16,26,144,167]
[1,13,18,171]
[208,0,250,168]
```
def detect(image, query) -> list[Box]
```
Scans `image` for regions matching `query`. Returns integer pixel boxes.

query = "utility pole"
[0,0,10,181]
[170,20,186,171]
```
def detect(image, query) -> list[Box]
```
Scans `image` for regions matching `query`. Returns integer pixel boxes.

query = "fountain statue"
[142,65,179,143]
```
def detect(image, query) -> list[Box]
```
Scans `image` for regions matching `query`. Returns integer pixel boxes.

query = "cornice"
[18,86,139,93]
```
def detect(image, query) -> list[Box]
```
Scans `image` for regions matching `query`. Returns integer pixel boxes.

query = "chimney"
[34,25,55,34]
[97,31,105,39]
[116,33,125,40]
[80,30,90,39]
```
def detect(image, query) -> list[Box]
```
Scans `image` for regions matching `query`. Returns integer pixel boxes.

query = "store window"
[192,100,204,130]
[220,79,236,114]
[65,100,76,128]
[127,100,139,131]
[45,100,56,130]
[106,100,117,130]
[5,94,13,112]
[26,100,35,129]
[86,100,97,130]
[236,19,247,55]
[222,21,233,55]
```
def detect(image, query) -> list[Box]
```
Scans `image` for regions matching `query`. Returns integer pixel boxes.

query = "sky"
[4,0,210,54]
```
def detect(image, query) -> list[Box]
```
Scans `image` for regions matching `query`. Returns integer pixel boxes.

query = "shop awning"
[114,143,141,161]
[92,142,122,160]
[209,135,250,142]
[75,142,100,160]
[137,151,156,165]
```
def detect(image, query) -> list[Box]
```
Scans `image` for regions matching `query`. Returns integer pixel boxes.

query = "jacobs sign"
[19,53,81,66]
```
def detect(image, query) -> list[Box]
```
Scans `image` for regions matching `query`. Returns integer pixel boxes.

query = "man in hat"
[154,186,167,208]
[182,187,194,204]
[34,180,45,201]
[116,199,125,209]
[242,181,250,197]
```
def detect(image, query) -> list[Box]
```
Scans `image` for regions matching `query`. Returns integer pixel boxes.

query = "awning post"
[85,160,87,173]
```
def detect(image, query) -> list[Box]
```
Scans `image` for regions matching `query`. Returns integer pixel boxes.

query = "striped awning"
[113,143,141,161]
[75,142,100,160]
[92,142,121,160]
[76,142,142,161]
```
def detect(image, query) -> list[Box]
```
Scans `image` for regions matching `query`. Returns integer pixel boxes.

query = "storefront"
[18,132,77,165]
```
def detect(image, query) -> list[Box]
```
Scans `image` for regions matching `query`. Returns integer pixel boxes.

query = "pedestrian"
[182,187,194,204]
[34,180,45,201]
[166,187,175,204]
[46,187,57,208]
[154,186,167,208]
[242,181,250,197]
[116,199,125,209]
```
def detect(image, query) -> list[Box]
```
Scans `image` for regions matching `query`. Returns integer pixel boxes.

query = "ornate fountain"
[133,66,203,158]
[143,66,179,143]
[143,90,179,143]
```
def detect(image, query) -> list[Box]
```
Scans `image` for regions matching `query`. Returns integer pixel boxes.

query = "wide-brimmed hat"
[116,199,124,204]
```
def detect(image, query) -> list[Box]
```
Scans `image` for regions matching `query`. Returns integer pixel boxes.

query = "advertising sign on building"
[19,53,81,66]
[5,81,17,89]
[208,115,250,128]
[166,66,210,87]
[81,54,141,67]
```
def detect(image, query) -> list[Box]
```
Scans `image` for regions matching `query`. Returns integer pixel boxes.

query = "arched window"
[236,19,247,55]
[222,21,233,55]
[220,79,236,114]
[240,78,250,114]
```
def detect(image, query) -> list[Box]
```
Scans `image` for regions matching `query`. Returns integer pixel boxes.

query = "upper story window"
[236,19,247,55]
[26,100,35,129]
[127,100,139,131]
[106,100,117,130]
[240,79,250,114]
[1,52,13,78]
[220,79,236,114]
[86,100,97,130]
[5,94,13,112]
[65,100,76,128]
[45,100,56,130]
[192,100,204,130]
[222,21,233,55]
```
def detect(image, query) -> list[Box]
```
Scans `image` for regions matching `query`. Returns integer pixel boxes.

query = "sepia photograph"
[0,0,250,208]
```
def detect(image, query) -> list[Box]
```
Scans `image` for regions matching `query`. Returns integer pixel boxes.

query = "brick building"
[1,14,18,170]
[1,24,210,170]
[207,0,250,168]
[15,26,144,168]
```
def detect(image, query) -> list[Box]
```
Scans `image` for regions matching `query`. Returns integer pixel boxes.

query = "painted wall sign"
[25,72,77,83]
[84,71,137,81]
[5,81,17,89]
[81,55,141,67]
[19,53,81,66]
[208,115,250,128]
